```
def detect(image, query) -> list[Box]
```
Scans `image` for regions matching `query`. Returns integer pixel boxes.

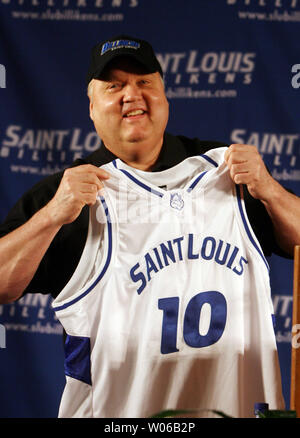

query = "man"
[0,35,299,417]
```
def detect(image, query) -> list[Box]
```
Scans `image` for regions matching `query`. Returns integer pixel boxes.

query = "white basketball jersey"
[52,147,284,418]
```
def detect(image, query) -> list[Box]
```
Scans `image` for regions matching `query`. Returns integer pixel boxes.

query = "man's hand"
[224,144,274,201]
[224,143,300,255]
[45,164,110,226]
[0,164,110,303]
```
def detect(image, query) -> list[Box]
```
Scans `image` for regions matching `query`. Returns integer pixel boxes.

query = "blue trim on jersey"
[235,185,269,272]
[121,169,164,197]
[112,154,219,198]
[200,154,219,168]
[113,159,163,198]
[53,197,113,311]
[187,171,207,192]
[187,155,219,192]
[113,154,218,197]
[64,335,92,385]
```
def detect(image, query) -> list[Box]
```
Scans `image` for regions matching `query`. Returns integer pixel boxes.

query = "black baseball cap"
[86,35,163,85]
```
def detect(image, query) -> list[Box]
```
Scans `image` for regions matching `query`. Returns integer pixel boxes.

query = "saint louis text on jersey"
[130,232,248,295]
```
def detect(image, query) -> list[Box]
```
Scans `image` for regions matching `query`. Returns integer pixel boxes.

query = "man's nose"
[123,83,143,102]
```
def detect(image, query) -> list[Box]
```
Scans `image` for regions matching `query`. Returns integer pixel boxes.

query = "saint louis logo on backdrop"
[0,64,6,88]
[1,0,139,23]
[156,50,256,99]
[226,0,300,22]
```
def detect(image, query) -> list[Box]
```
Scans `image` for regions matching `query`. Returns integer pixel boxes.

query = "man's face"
[89,58,169,159]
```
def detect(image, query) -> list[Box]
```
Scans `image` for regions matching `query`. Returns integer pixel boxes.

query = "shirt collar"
[80,132,188,172]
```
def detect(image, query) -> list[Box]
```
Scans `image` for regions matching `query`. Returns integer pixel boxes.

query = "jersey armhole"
[234,184,270,273]
[52,195,114,312]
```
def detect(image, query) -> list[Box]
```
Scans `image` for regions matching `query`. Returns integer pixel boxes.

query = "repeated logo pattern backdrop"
[0,0,299,417]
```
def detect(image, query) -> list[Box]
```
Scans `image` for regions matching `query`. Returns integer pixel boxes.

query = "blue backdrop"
[0,0,299,417]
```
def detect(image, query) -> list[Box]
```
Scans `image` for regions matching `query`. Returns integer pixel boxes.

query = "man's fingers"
[224,144,255,165]
[79,183,101,194]
[232,172,252,185]
[79,164,110,181]
[83,193,100,207]
[65,164,110,180]
[229,162,250,176]
[94,167,110,180]
[63,165,110,190]
[224,143,275,200]
[48,164,111,226]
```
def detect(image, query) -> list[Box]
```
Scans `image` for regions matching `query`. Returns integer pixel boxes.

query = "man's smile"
[123,109,147,119]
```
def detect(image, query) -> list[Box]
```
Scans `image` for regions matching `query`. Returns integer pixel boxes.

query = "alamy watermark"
[291,64,300,89]
[95,182,205,225]
[0,64,6,88]
[0,324,6,348]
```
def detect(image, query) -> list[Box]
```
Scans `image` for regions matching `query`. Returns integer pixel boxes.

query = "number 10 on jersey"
[158,291,227,354]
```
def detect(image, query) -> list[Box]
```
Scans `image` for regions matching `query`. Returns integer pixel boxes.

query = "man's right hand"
[45,164,110,226]
[0,164,110,303]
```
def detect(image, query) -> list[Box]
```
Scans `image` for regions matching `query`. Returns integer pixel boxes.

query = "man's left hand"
[224,144,274,202]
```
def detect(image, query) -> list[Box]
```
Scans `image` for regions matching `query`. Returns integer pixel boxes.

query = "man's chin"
[124,135,147,145]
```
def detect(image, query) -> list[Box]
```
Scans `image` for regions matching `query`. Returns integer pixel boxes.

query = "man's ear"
[87,80,94,120]
[89,100,94,121]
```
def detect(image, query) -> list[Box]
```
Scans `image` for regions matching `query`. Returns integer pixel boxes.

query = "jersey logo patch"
[170,193,184,210]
